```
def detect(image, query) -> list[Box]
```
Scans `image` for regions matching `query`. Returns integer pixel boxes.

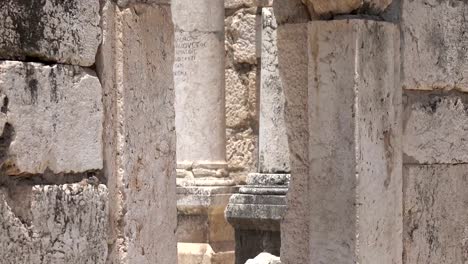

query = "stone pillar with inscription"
[172,1,236,263]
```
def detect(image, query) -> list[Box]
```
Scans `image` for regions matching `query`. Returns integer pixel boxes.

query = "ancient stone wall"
[400,1,468,262]
[225,1,259,181]
[0,1,177,263]
[0,1,107,263]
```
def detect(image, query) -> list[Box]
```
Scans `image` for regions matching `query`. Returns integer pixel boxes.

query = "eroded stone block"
[0,183,108,264]
[273,0,310,25]
[0,0,101,66]
[403,91,468,164]
[302,0,392,16]
[402,0,468,91]
[404,165,468,264]
[0,61,103,175]
[225,8,257,65]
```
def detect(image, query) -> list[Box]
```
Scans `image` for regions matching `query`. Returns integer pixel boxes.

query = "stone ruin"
[0,0,467,264]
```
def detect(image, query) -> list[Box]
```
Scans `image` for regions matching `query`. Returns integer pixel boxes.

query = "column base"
[177,183,238,264]
[177,161,228,178]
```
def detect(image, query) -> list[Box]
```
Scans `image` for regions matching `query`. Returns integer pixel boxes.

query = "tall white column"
[172,1,236,263]
[173,0,228,180]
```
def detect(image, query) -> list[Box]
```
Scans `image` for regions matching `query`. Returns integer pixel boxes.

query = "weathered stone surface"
[115,0,171,7]
[245,253,281,264]
[259,8,290,173]
[226,128,257,178]
[225,0,272,10]
[403,91,468,164]
[225,6,258,178]
[277,23,310,264]
[225,8,257,65]
[0,0,101,66]
[226,194,286,230]
[97,2,177,263]
[246,173,290,186]
[404,165,468,264]
[0,183,108,264]
[226,69,256,128]
[0,61,103,175]
[302,0,392,16]
[225,0,256,10]
[401,0,468,91]
[273,0,310,25]
[308,20,402,263]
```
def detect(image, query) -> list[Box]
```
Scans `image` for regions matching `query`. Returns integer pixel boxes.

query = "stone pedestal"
[177,185,238,264]
[226,173,288,264]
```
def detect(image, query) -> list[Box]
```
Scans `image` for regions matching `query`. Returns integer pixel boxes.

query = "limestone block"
[97,2,177,263]
[302,0,392,16]
[401,0,468,91]
[246,173,290,186]
[245,252,281,264]
[227,128,257,175]
[226,194,286,230]
[0,183,108,264]
[0,61,103,175]
[225,8,257,64]
[276,23,310,264]
[259,8,290,173]
[403,91,468,164]
[226,69,256,128]
[404,165,468,264]
[308,20,402,263]
[272,0,310,25]
[0,0,101,66]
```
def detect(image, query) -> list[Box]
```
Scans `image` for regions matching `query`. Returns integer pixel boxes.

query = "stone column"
[172,1,236,263]
[173,0,228,180]
[401,0,468,263]
[97,1,177,264]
